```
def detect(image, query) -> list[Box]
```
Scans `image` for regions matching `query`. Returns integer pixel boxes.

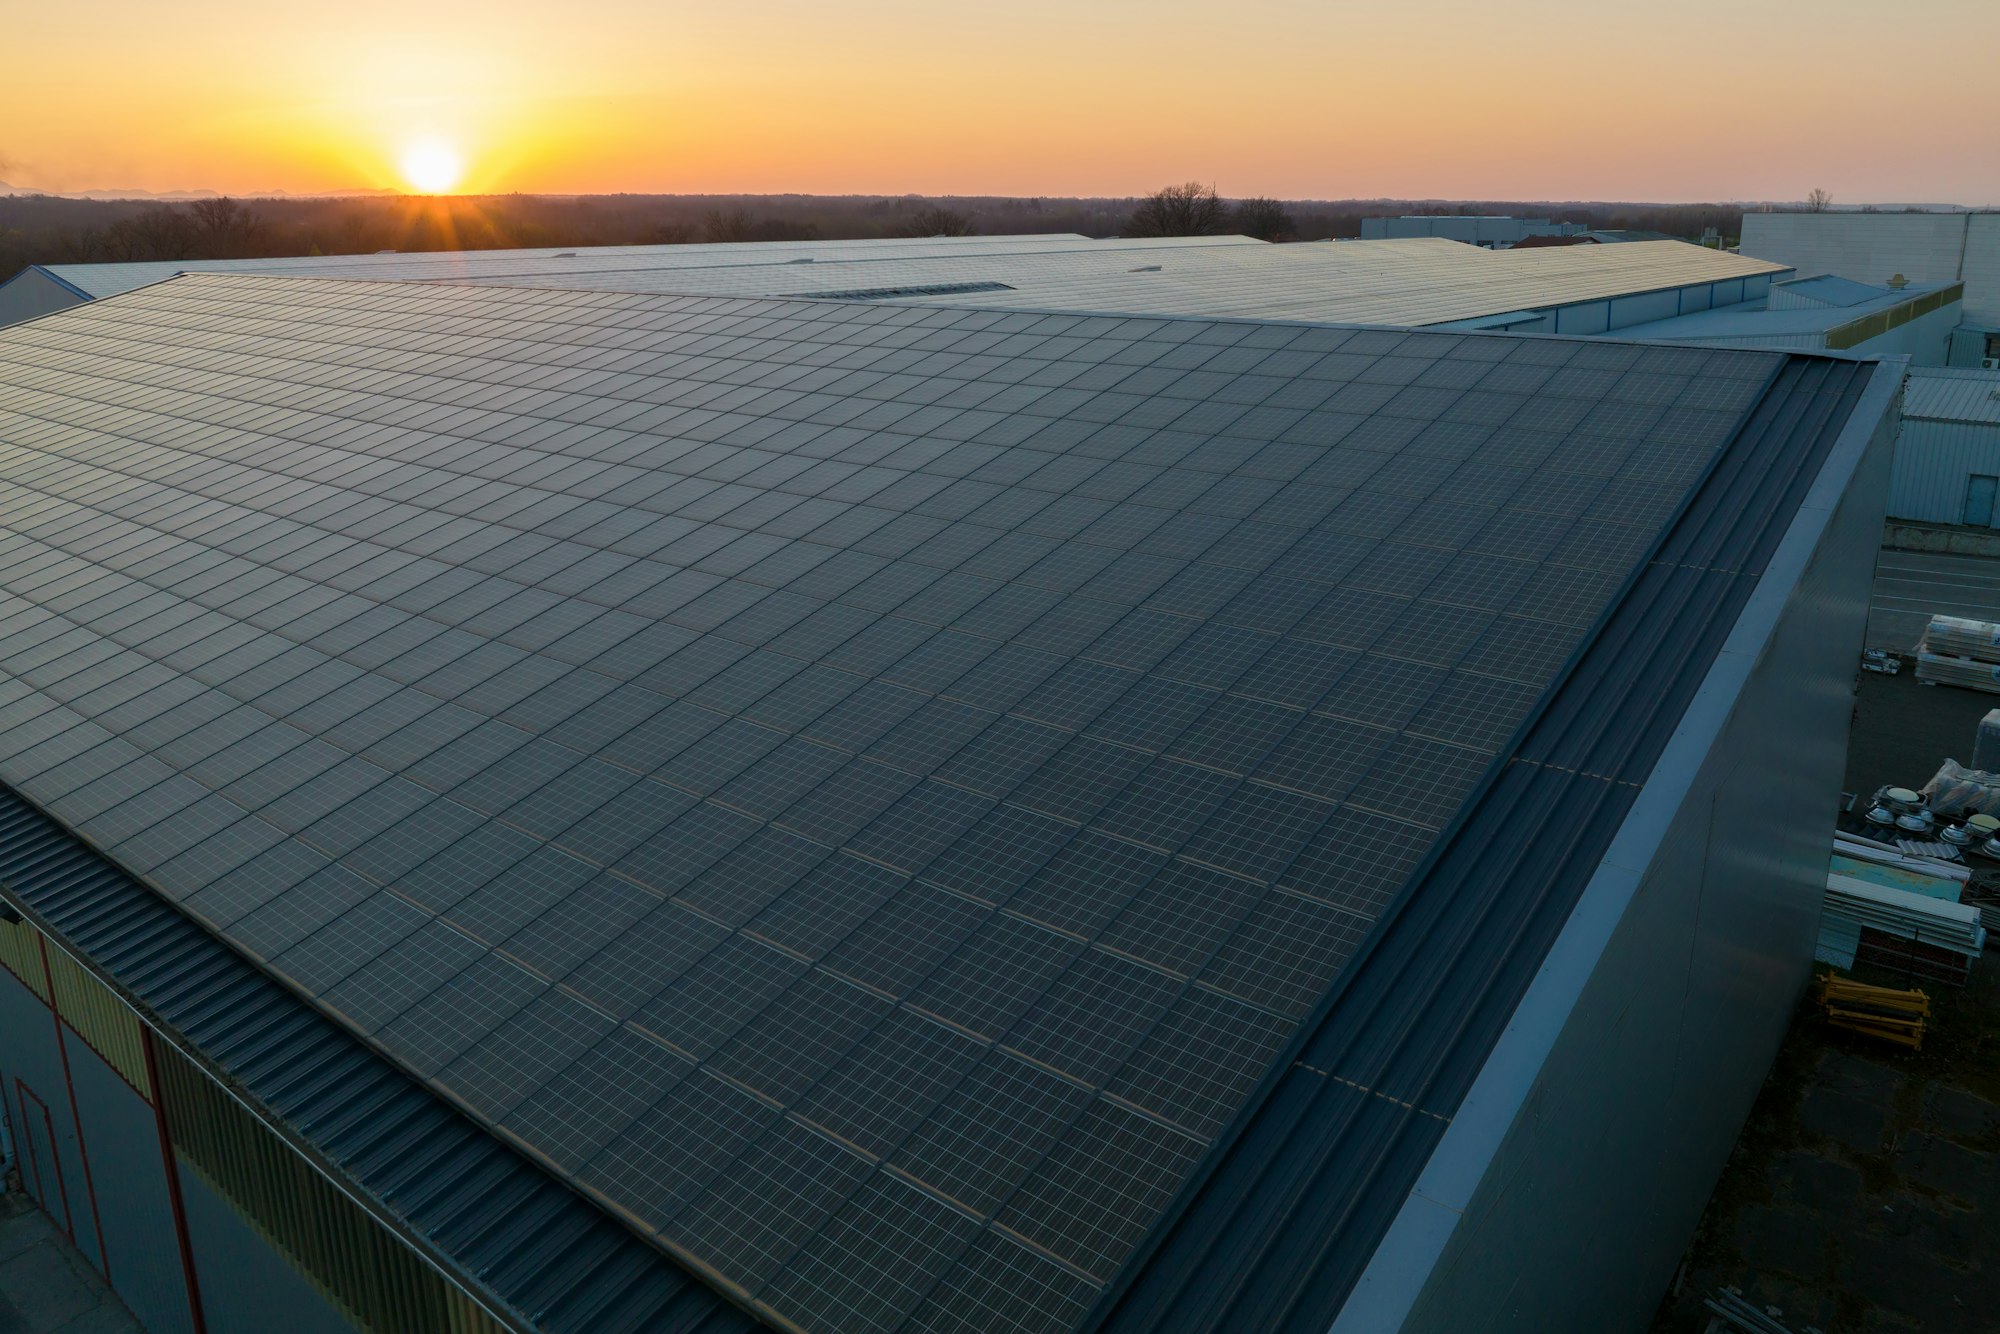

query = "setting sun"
[399,139,464,194]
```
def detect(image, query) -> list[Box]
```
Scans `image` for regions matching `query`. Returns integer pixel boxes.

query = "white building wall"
[1888,416,2000,524]
[1965,217,2000,326]
[1740,213,2000,327]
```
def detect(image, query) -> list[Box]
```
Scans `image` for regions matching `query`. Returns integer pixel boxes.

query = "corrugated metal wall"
[0,909,511,1334]
[1740,212,2000,330]
[1888,415,2000,523]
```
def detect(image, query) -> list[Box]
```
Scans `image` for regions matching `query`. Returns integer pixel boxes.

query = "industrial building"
[0,234,1790,343]
[1358,215,1588,247]
[1884,367,2000,526]
[0,264,1898,1334]
[1612,274,1963,364]
[0,234,1261,329]
[1739,211,2000,368]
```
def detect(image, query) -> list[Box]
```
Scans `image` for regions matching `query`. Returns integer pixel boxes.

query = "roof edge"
[1327,356,1904,1332]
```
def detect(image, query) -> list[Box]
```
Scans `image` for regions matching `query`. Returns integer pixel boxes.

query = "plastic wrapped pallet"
[1923,615,2000,663]
[1915,647,2000,694]
[1975,709,2000,773]
[1920,758,2000,817]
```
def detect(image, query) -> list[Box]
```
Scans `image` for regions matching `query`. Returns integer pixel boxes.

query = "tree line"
[0,187,1769,285]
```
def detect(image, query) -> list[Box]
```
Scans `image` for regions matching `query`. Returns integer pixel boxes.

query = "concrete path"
[0,1193,140,1334]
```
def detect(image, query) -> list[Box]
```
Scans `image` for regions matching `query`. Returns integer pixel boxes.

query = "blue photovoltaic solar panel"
[0,272,1778,1332]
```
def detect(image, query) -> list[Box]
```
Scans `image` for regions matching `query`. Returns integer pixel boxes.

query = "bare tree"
[1805,188,1833,213]
[702,209,756,243]
[899,205,974,238]
[1124,182,1229,237]
[186,196,263,258]
[1232,197,1294,242]
[102,205,196,261]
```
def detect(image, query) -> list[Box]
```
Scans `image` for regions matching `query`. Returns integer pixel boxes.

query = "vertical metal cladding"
[0,908,50,1000]
[152,1035,508,1334]
[43,946,153,1100]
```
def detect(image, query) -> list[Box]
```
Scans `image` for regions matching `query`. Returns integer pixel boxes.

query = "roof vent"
[553,252,577,258]
[1129,265,1163,273]
[788,257,815,264]
[791,280,1016,301]
[1888,272,1909,289]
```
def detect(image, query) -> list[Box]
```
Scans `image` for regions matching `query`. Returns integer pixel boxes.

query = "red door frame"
[13,1079,72,1239]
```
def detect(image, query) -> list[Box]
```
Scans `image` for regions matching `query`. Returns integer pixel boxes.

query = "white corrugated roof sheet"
[454,237,1789,329]
[40,233,1253,299]
[1904,368,2000,424]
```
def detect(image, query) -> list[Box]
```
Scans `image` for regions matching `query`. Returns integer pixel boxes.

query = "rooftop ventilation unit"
[1129,264,1163,273]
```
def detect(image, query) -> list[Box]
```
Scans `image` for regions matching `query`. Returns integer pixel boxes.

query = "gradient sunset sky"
[6,0,1997,203]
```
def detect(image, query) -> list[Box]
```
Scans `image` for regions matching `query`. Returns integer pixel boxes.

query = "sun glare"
[399,139,464,194]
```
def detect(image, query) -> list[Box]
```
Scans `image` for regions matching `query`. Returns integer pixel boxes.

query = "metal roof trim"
[1326,355,1902,1332]
[1082,349,1790,1331]
[0,788,764,1334]
[1090,352,1881,1332]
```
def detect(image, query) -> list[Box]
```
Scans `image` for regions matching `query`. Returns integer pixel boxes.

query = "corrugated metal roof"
[1903,367,2000,424]
[32,235,1244,300]
[1092,354,1878,1333]
[447,238,1788,329]
[1769,274,1888,309]
[0,785,765,1334]
[1613,282,1955,341]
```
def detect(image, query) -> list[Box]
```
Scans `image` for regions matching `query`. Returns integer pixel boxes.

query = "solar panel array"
[0,273,1779,1332]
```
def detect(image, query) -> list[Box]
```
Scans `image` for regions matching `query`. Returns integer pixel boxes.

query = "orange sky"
[5,0,1997,204]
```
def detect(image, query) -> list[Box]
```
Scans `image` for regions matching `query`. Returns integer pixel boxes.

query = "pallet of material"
[1816,975,1929,1049]
[1914,645,2000,693]
[1923,615,2000,663]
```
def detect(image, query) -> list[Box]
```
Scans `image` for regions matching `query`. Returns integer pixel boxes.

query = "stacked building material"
[1818,872,1985,983]
[1817,976,1930,1049]
[1916,615,2000,693]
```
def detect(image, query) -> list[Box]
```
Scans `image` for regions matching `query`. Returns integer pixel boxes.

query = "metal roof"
[1613,282,1956,341]
[1094,353,1875,1332]
[0,787,759,1334]
[1768,274,1891,309]
[447,238,1789,329]
[29,235,1249,300]
[1902,367,2000,424]
[0,273,1878,1332]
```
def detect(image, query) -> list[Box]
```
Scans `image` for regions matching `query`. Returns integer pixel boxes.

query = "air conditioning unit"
[1984,357,2000,370]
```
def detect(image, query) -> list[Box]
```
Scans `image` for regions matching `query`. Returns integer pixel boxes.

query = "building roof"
[450,238,1788,329]
[1612,280,1958,344]
[20,234,1252,302]
[1903,367,2000,424]
[1768,274,1889,308]
[0,273,1879,1333]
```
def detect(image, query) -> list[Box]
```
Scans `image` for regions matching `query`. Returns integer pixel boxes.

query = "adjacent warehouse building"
[1884,367,2000,526]
[0,268,1899,1334]
[1358,215,1588,247]
[1611,274,1963,364]
[1739,211,2000,368]
[1,234,1791,343]
[0,233,1261,328]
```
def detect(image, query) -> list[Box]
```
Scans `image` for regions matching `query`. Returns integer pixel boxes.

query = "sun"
[399,139,465,194]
